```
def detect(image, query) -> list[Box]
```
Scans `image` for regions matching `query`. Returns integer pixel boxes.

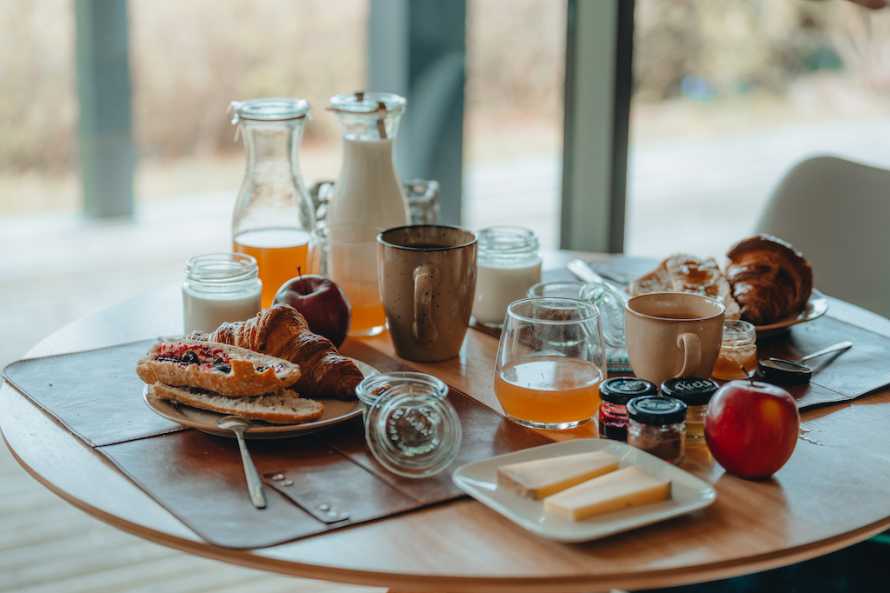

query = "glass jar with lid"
[472,226,542,328]
[660,377,719,442]
[182,253,261,334]
[598,377,658,441]
[627,396,687,463]
[326,91,411,337]
[229,98,315,308]
[712,320,758,380]
[355,371,462,478]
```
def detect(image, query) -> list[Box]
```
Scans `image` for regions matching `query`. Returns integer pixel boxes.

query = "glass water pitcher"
[326,91,410,336]
[229,98,315,307]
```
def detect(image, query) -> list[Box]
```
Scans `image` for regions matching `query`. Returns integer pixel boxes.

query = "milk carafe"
[326,92,410,336]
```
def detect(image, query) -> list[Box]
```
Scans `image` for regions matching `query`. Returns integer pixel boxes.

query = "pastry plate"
[755,289,828,335]
[143,358,375,439]
[452,438,716,543]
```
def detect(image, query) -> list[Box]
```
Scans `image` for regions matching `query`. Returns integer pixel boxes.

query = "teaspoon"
[217,415,267,509]
[759,341,852,385]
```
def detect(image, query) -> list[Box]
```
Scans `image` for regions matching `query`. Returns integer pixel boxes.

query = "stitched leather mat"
[3,339,182,446]
[3,339,549,549]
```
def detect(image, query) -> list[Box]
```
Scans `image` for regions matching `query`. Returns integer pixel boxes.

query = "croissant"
[725,234,813,325]
[200,305,363,400]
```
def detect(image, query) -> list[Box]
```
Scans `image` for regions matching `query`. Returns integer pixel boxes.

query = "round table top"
[4,253,890,593]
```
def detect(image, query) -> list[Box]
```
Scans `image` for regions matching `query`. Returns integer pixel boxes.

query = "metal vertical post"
[369,0,466,226]
[75,0,134,219]
[560,0,634,253]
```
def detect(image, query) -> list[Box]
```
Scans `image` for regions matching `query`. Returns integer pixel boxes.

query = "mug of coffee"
[377,225,477,362]
[624,292,725,385]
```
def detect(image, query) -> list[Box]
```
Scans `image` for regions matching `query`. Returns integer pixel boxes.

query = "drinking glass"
[494,297,607,430]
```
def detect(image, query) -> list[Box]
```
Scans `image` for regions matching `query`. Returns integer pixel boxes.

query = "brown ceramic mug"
[624,292,725,386]
[377,225,477,362]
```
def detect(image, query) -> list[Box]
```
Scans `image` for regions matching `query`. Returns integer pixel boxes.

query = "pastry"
[726,234,813,325]
[630,254,741,319]
[198,305,363,400]
[136,339,301,397]
[149,383,323,424]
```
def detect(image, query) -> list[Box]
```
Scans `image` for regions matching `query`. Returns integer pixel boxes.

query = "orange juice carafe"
[325,92,410,336]
[230,98,315,308]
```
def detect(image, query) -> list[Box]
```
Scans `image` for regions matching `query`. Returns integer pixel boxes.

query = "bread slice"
[137,339,301,397]
[630,254,741,319]
[150,383,324,424]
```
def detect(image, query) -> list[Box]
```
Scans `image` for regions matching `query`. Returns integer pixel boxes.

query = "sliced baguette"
[137,339,301,397]
[150,383,324,424]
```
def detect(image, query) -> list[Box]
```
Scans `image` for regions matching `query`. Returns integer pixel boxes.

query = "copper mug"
[377,225,477,362]
[624,292,725,386]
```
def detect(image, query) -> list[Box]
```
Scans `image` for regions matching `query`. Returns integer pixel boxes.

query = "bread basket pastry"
[725,234,813,325]
[136,339,301,397]
[198,305,363,400]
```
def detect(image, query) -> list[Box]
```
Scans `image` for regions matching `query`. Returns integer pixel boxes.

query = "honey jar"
[660,377,719,442]
[712,320,757,380]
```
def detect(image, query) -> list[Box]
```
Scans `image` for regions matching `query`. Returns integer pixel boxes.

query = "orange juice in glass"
[495,298,607,430]
[233,227,310,308]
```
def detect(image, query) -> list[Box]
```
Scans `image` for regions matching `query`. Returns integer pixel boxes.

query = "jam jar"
[598,378,658,441]
[660,377,719,442]
[627,396,688,463]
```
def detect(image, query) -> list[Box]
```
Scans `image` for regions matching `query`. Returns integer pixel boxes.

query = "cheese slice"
[544,466,671,521]
[497,451,620,499]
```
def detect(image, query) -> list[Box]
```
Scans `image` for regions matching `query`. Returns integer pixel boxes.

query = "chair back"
[756,155,890,317]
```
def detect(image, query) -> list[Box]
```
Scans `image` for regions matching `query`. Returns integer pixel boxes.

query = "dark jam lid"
[600,378,658,404]
[660,377,720,406]
[627,396,687,426]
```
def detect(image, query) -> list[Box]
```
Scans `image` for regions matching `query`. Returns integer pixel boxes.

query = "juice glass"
[494,297,607,430]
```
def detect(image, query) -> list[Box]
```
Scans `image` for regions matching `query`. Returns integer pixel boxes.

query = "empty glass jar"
[355,372,462,478]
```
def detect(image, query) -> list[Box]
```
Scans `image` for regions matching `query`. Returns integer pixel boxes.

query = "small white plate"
[452,438,716,543]
[143,358,376,440]
[755,289,829,335]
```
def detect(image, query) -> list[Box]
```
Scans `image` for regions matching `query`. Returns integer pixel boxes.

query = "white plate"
[452,438,716,543]
[755,289,829,335]
[143,358,376,440]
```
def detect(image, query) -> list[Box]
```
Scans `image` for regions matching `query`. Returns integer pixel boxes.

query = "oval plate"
[754,289,828,336]
[143,358,376,439]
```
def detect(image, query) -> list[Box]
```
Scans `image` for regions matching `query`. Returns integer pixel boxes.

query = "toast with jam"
[136,339,301,397]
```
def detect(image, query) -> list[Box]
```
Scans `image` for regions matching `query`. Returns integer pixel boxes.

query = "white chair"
[756,155,890,318]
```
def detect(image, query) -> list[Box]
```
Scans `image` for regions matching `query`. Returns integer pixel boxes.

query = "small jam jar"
[660,377,719,442]
[598,378,658,441]
[712,320,758,380]
[627,396,688,463]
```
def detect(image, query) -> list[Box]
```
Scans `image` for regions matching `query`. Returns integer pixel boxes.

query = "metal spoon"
[217,416,267,509]
[759,341,853,385]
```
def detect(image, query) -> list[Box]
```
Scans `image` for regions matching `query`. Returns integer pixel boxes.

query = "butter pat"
[497,451,619,499]
[544,466,670,521]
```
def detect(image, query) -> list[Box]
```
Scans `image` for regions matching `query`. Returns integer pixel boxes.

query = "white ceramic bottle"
[325,92,410,336]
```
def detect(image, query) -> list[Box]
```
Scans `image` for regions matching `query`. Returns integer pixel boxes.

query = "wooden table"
[4,253,890,593]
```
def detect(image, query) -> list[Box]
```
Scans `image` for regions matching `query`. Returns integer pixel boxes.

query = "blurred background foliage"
[1,0,889,202]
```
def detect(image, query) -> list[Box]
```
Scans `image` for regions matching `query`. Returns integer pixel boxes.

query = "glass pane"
[464,0,566,249]
[627,0,890,256]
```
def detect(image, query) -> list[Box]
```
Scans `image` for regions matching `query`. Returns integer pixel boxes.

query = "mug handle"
[676,332,701,377]
[412,264,438,342]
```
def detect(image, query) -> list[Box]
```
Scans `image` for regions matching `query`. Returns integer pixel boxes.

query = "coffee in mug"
[624,292,725,385]
[377,225,477,362]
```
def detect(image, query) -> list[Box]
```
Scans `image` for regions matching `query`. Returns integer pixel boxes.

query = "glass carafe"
[229,98,315,308]
[326,91,410,336]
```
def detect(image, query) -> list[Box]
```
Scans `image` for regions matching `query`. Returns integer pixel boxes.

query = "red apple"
[704,379,799,480]
[274,274,351,347]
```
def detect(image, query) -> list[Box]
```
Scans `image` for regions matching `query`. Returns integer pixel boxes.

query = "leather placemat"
[2,339,183,446]
[95,343,550,549]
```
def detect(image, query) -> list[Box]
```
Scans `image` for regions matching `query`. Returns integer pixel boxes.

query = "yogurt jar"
[472,226,542,328]
[182,253,262,334]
